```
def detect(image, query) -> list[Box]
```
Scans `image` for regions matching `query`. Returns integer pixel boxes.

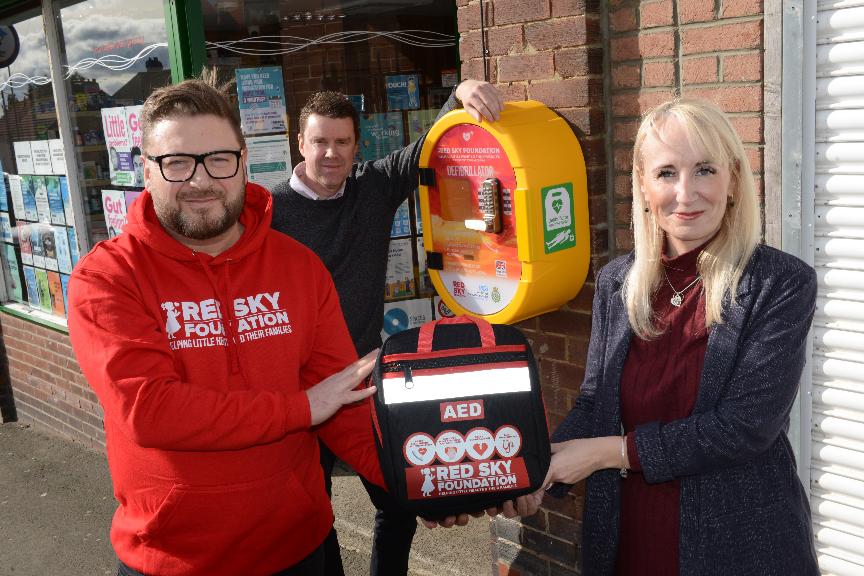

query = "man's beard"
[154,186,245,240]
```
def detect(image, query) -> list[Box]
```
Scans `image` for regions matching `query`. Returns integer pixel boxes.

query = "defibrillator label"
[542,183,576,254]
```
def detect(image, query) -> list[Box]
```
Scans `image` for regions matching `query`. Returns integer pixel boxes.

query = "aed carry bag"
[371,315,551,519]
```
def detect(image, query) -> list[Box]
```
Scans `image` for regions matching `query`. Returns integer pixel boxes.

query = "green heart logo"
[552,198,563,213]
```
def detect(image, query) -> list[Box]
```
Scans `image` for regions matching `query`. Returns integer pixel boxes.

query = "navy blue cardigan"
[552,244,820,576]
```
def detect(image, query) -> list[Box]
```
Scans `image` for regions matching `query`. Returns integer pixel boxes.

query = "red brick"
[614,119,640,143]
[615,201,633,226]
[552,0,588,17]
[640,0,674,28]
[459,29,483,59]
[615,174,633,199]
[723,52,762,82]
[611,31,675,61]
[728,115,763,144]
[540,358,587,391]
[681,20,762,55]
[745,147,762,172]
[554,46,603,78]
[527,77,595,108]
[526,331,567,360]
[682,56,719,84]
[643,60,675,87]
[488,25,524,55]
[683,84,762,112]
[457,1,493,32]
[679,0,715,23]
[612,63,641,89]
[556,107,605,136]
[498,52,555,81]
[616,228,635,251]
[461,57,497,83]
[721,0,763,18]
[610,6,638,32]
[525,16,588,51]
[588,195,608,225]
[614,146,634,170]
[495,0,550,26]
[567,282,595,314]
[496,82,527,101]
[611,89,676,117]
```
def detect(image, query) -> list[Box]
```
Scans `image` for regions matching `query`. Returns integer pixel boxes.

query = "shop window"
[0,1,171,324]
[202,0,460,337]
[0,10,71,318]
[56,0,171,244]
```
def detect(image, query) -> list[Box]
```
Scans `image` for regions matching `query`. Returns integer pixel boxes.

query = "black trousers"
[320,442,418,576]
[117,542,325,576]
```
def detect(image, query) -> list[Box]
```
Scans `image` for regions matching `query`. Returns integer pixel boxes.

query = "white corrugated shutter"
[810,2,864,574]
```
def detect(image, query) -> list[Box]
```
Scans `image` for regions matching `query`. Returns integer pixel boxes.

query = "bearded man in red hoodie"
[67,76,386,576]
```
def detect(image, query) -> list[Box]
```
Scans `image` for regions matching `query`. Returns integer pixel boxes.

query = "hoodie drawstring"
[194,253,244,378]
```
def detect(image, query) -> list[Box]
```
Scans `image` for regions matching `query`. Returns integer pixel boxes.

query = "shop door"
[809,2,864,574]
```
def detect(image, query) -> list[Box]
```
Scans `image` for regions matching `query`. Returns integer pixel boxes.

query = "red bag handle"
[417,315,496,353]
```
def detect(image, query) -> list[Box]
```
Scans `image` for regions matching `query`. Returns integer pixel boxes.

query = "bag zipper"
[380,349,528,375]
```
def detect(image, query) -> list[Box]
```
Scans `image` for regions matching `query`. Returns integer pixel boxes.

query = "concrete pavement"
[0,422,492,576]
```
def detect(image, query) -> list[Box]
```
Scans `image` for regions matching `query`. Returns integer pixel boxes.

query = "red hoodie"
[67,183,384,576]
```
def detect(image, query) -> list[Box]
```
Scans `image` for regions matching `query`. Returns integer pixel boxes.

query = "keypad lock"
[465,177,502,234]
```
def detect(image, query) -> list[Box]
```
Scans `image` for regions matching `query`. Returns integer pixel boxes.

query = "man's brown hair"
[141,69,244,154]
[299,91,360,142]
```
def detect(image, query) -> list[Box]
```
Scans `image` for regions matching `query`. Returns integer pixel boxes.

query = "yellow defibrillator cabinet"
[417,101,589,324]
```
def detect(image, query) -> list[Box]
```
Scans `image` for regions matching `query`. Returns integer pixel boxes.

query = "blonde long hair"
[624,99,760,339]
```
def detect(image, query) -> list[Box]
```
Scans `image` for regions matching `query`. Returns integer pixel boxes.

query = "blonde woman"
[544,99,819,575]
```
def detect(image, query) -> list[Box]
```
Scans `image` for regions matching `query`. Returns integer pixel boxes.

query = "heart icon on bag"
[445,446,457,458]
[473,442,487,453]
[418,448,427,456]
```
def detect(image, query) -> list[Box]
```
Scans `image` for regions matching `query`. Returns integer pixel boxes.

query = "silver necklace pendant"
[670,293,683,307]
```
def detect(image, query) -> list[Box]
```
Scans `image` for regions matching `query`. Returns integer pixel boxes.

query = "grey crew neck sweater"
[270,93,456,356]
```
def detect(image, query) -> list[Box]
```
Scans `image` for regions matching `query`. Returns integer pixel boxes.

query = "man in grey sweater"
[271,79,504,576]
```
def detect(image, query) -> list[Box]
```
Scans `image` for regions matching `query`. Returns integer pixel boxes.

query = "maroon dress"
[616,244,709,576]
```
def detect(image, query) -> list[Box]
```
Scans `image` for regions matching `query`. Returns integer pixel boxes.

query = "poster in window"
[49,139,66,175]
[245,135,291,191]
[359,113,404,162]
[22,265,38,308]
[45,176,65,225]
[60,177,74,225]
[384,237,415,300]
[407,108,438,142]
[30,140,53,175]
[33,176,52,224]
[41,225,58,272]
[8,175,24,221]
[20,175,38,222]
[0,213,11,243]
[47,271,65,318]
[347,94,365,113]
[13,141,34,174]
[35,268,51,312]
[381,298,434,340]
[53,225,72,274]
[386,73,421,111]
[390,199,411,238]
[60,273,70,315]
[415,188,424,235]
[235,67,288,135]
[102,190,128,238]
[18,224,32,265]
[0,162,8,212]
[101,106,134,186]
[4,244,22,302]
[30,224,44,268]
[126,106,144,188]
[67,227,80,267]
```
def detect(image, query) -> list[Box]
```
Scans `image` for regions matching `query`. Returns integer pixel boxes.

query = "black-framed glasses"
[148,150,243,182]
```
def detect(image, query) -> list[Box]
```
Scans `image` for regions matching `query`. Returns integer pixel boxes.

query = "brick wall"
[0,313,104,450]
